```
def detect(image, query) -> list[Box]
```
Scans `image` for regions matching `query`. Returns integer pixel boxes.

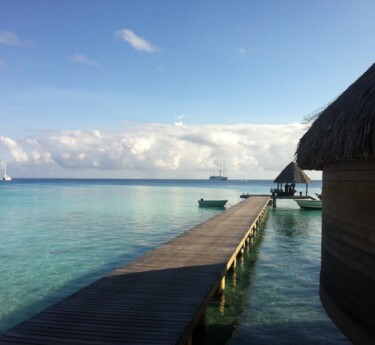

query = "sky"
[1,0,374,179]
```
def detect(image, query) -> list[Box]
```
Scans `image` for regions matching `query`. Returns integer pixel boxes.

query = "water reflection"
[205,221,266,345]
[205,204,350,345]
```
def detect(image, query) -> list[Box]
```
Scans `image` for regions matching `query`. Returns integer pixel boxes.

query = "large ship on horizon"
[209,160,228,180]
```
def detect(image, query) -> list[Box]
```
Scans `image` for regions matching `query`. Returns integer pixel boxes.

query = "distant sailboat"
[1,163,12,181]
[209,160,228,180]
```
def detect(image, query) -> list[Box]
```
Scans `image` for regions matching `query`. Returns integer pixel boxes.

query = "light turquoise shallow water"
[0,179,349,344]
[227,202,350,345]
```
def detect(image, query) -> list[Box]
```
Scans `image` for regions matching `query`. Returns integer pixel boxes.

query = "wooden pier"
[240,193,316,208]
[0,196,270,345]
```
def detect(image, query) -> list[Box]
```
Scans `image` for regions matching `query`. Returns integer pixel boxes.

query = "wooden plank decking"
[0,196,270,345]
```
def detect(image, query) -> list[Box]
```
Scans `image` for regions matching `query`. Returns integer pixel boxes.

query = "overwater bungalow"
[296,63,375,345]
[272,161,311,196]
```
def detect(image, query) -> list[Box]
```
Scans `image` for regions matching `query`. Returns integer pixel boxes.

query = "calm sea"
[0,179,349,344]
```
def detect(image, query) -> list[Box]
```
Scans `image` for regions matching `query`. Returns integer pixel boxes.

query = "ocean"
[0,179,350,344]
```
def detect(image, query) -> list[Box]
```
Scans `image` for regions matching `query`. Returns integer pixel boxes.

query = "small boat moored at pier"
[294,198,322,210]
[198,199,228,207]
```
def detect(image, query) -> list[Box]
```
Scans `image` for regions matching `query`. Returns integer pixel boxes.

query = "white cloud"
[238,48,247,56]
[67,53,98,66]
[115,29,159,53]
[0,136,28,163]
[174,114,185,126]
[0,123,321,179]
[0,31,31,46]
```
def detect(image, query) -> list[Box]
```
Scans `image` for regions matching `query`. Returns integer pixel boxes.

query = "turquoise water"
[227,203,350,345]
[0,179,348,344]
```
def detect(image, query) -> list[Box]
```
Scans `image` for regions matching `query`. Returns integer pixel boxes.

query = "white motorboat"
[294,199,322,210]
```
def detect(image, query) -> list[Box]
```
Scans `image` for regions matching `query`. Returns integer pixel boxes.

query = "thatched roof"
[273,161,311,184]
[296,63,375,170]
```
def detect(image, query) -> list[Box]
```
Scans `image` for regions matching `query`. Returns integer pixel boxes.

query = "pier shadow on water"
[204,206,350,345]
[222,206,350,345]
[204,221,267,345]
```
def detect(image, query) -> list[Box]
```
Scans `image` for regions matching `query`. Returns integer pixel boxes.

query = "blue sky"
[0,1,374,178]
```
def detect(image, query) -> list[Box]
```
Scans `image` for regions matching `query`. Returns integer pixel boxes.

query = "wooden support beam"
[220,276,226,293]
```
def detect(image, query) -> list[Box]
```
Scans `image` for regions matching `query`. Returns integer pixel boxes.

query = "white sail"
[209,160,228,180]
[2,163,12,181]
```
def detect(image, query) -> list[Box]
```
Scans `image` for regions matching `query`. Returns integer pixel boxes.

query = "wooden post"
[232,270,237,287]
[219,293,225,315]
[272,193,277,208]
[220,276,225,292]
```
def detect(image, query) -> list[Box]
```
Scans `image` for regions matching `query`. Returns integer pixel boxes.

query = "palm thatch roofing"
[273,161,311,184]
[296,63,375,170]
